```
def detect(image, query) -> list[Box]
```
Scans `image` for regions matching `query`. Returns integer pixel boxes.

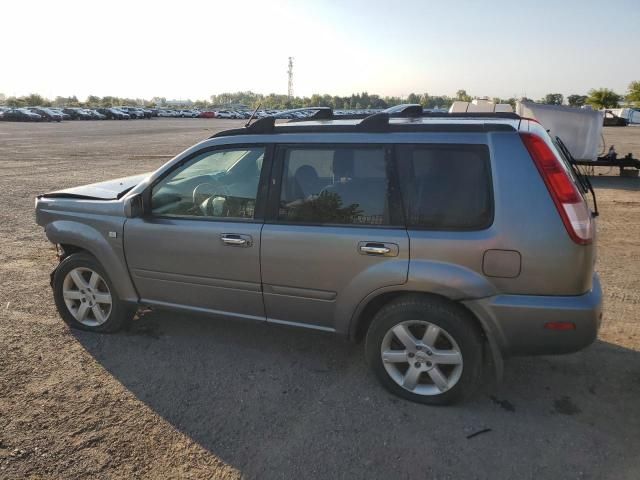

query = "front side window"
[151,147,265,219]
[396,144,493,230]
[278,147,391,225]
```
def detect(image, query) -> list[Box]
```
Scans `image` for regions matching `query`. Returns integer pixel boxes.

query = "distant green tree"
[586,88,621,109]
[53,95,80,107]
[100,96,118,107]
[567,94,588,107]
[491,97,517,108]
[6,97,26,107]
[626,81,640,106]
[23,93,47,106]
[86,95,101,106]
[151,97,167,107]
[455,89,472,102]
[539,93,564,105]
[406,93,420,104]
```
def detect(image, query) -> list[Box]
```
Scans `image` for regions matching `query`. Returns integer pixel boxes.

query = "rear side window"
[396,144,493,230]
[278,147,391,225]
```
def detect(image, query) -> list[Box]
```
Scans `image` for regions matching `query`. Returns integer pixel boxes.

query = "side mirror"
[124,193,144,218]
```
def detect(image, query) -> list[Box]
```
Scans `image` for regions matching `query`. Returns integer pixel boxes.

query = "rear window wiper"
[555,136,599,217]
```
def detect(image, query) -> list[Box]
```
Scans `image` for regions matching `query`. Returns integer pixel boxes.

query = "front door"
[260,144,409,332]
[124,145,270,321]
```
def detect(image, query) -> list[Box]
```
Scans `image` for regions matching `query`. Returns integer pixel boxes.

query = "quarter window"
[151,147,265,219]
[278,147,391,225]
[396,145,493,230]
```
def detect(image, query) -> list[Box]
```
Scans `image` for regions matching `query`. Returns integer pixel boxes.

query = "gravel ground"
[0,119,639,479]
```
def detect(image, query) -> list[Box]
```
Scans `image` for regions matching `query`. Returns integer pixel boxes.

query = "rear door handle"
[358,242,399,257]
[221,234,252,247]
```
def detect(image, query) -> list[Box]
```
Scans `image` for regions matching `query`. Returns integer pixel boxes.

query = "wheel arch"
[45,220,139,303]
[349,289,504,381]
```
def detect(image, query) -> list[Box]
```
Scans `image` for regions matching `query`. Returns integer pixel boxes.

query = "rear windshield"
[396,144,493,230]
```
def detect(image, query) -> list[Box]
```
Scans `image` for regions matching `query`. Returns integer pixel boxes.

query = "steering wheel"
[192,179,230,206]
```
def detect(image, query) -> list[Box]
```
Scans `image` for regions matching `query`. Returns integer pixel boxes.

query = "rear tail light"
[520,133,593,245]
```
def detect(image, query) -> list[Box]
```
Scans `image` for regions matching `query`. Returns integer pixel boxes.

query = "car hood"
[41,173,150,200]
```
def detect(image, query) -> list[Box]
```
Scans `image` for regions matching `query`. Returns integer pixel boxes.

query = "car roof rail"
[209,116,275,138]
[422,111,521,119]
[357,112,391,131]
[383,103,423,117]
[209,108,522,138]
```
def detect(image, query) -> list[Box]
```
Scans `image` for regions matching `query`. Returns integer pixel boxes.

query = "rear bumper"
[465,274,603,356]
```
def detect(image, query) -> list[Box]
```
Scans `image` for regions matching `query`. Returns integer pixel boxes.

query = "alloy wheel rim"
[62,267,112,327]
[381,320,463,396]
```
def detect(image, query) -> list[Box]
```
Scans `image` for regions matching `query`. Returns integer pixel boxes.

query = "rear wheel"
[52,253,134,332]
[365,295,483,405]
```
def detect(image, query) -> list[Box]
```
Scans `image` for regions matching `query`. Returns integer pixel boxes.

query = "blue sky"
[2,0,639,100]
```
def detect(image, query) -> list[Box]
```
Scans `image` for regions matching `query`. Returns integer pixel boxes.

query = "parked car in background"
[178,109,199,118]
[111,108,131,119]
[48,108,71,120]
[1,108,43,121]
[96,108,124,120]
[85,109,107,120]
[157,110,173,118]
[118,107,146,119]
[63,108,93,120]
[28,107,63,122]
[214,110,235,119]
[199,110,216,118]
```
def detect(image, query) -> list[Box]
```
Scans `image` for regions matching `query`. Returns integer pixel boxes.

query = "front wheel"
[52,252,135,332]
[365,295,483,405]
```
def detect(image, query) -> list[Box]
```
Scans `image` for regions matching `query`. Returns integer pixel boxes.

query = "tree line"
[538,82,640,109]
[1,82,639,110]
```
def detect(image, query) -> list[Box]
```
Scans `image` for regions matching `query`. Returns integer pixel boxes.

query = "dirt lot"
[0,119,639,479]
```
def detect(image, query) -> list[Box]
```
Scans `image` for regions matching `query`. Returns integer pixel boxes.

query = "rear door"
[124,145,271,321]
[260,144,409,333]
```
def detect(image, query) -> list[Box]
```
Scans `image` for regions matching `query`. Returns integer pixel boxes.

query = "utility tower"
[287,57,294,99]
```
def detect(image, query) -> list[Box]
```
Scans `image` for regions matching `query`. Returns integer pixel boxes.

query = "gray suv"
[35,108,602,405]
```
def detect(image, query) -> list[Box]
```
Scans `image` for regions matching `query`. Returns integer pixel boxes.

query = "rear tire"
[365,295,483,405]
[52,252,135,333]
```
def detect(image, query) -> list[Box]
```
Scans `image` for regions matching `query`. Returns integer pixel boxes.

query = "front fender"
[45,220,139,303]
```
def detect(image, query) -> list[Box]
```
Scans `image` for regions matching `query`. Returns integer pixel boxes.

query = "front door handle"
[360,245,390,255]
[358,241,399,257]
[221,234,252,247]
